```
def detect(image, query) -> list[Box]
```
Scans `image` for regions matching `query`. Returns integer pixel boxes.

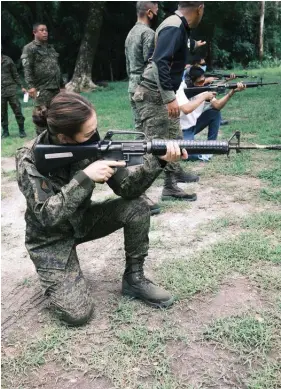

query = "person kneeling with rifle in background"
[176,66,245,161]
[15,92,188,326]
[184,55,238,126]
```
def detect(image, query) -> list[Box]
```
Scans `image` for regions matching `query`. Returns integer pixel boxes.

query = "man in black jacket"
[134,1,205,202]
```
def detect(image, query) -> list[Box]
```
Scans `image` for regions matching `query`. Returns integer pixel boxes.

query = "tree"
[259,1,265,61]
[65,1,106,92]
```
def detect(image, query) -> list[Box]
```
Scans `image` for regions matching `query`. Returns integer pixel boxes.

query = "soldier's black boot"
[122,259,174,308]
[1,126,9,138]
[19,125,27,138]
[141,193,161,216]
[174,166,199,183]
[161,172,197,202]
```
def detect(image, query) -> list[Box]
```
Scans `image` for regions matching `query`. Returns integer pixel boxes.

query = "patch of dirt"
[167,341,248,389]
[166,276,263,388]
[171,275,263,337]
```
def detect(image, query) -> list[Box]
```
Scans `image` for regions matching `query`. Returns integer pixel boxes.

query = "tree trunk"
[259,1,265,62]
[66,1,105,92]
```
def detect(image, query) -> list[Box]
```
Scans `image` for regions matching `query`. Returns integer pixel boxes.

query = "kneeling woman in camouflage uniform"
[16,92,188,326]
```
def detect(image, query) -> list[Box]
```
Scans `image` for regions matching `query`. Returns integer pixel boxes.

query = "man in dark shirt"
[134,1,205,202]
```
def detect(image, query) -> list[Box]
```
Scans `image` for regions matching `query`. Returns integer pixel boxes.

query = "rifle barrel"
[230,144,281,151]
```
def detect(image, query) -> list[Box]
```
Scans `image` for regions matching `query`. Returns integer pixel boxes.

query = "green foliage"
[2,1,281,80]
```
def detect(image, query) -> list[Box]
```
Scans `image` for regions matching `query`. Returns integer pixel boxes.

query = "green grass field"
[1,67,281,389]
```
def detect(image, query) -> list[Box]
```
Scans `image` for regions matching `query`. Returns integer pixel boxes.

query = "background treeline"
[2,1,281,83]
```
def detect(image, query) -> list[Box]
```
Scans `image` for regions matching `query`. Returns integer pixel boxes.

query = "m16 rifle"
[184,79,279,99]
[34,131,281,175]
[204,71,257,79]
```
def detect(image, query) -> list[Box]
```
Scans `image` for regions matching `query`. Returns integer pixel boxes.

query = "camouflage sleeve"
[125,48,130,77]
[142,29,155,63]
[21,45,35,89]
[107,155,164,199]
[10,59,22,88]
[16,150,95,228]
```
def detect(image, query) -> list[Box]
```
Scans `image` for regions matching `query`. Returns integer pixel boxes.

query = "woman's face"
[73,111,98,143]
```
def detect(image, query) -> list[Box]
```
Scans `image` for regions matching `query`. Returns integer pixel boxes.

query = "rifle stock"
[34,131,281,175]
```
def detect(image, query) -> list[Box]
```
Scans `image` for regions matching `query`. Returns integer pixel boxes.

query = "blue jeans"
[182,108,221,160]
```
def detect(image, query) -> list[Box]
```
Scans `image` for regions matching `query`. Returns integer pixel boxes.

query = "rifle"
[204,72,257,79]
[34,130,281,175]
[184,80,279,99]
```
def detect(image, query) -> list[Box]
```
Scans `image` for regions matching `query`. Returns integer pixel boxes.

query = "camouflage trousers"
[133,85,182,173]
[1,94,25,129]
[36,197,150,326]
[129,92,143,133]
[34,88,60,135]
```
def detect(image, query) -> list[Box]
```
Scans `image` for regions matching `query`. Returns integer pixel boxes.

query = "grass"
[2,67,281,389]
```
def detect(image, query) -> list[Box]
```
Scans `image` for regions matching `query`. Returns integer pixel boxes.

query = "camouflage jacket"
[1,55,23,97]
[21,40,62,90]
[16,131,164,270]
[125,22,155,94]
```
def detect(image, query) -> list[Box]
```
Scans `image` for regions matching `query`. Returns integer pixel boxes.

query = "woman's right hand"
[203,91,217,101]
[83,160,126,183]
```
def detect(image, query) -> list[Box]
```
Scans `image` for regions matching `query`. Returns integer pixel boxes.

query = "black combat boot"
[19,125,27,138]
[174,166,199,183]
[141,193,161,216]
[161,172,197,201]
[1,126,9,138]
[122,259,174,308]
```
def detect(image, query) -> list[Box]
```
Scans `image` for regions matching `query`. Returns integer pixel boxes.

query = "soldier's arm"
[21,46,35,89]
[10,59,23,88]
[142,29,155,63]
[107,155,165,199]
[16,150,95,228]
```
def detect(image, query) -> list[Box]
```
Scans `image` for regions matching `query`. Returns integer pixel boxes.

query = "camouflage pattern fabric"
[33,89,60,135]
[21,41,62,135]
[129,92,142,132]
[21,40,62,90]
[133,85,182,173]
[16,131,164,324]
[1,55,22,97]
[37,247,94,325]
[1,95,25,129]
[125,22,155,94]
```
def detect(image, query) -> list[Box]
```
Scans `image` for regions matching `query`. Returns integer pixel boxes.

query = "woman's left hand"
[159,141,188,162]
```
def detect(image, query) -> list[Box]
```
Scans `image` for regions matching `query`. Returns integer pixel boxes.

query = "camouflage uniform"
[125,22,155,133]
[1,55,25,136]
[21,41,62,134]
[133,12,199,200]
[16,131,166,325]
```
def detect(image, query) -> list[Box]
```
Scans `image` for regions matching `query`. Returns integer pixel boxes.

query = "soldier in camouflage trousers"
[125,1,161,215]
[16,92,188,326]
[125,1,158,133]
[134,1,206,202]
[21,23,63,135]
[1,54,26,138]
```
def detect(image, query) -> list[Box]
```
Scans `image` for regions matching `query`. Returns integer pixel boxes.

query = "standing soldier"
[125,1,159,133]
[21,23,63,135]
[125,1,160,215]
[1,53,26,138]
[134,1,205,202]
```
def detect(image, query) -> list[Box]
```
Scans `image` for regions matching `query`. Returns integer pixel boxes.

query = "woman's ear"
[57,133,73,144]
